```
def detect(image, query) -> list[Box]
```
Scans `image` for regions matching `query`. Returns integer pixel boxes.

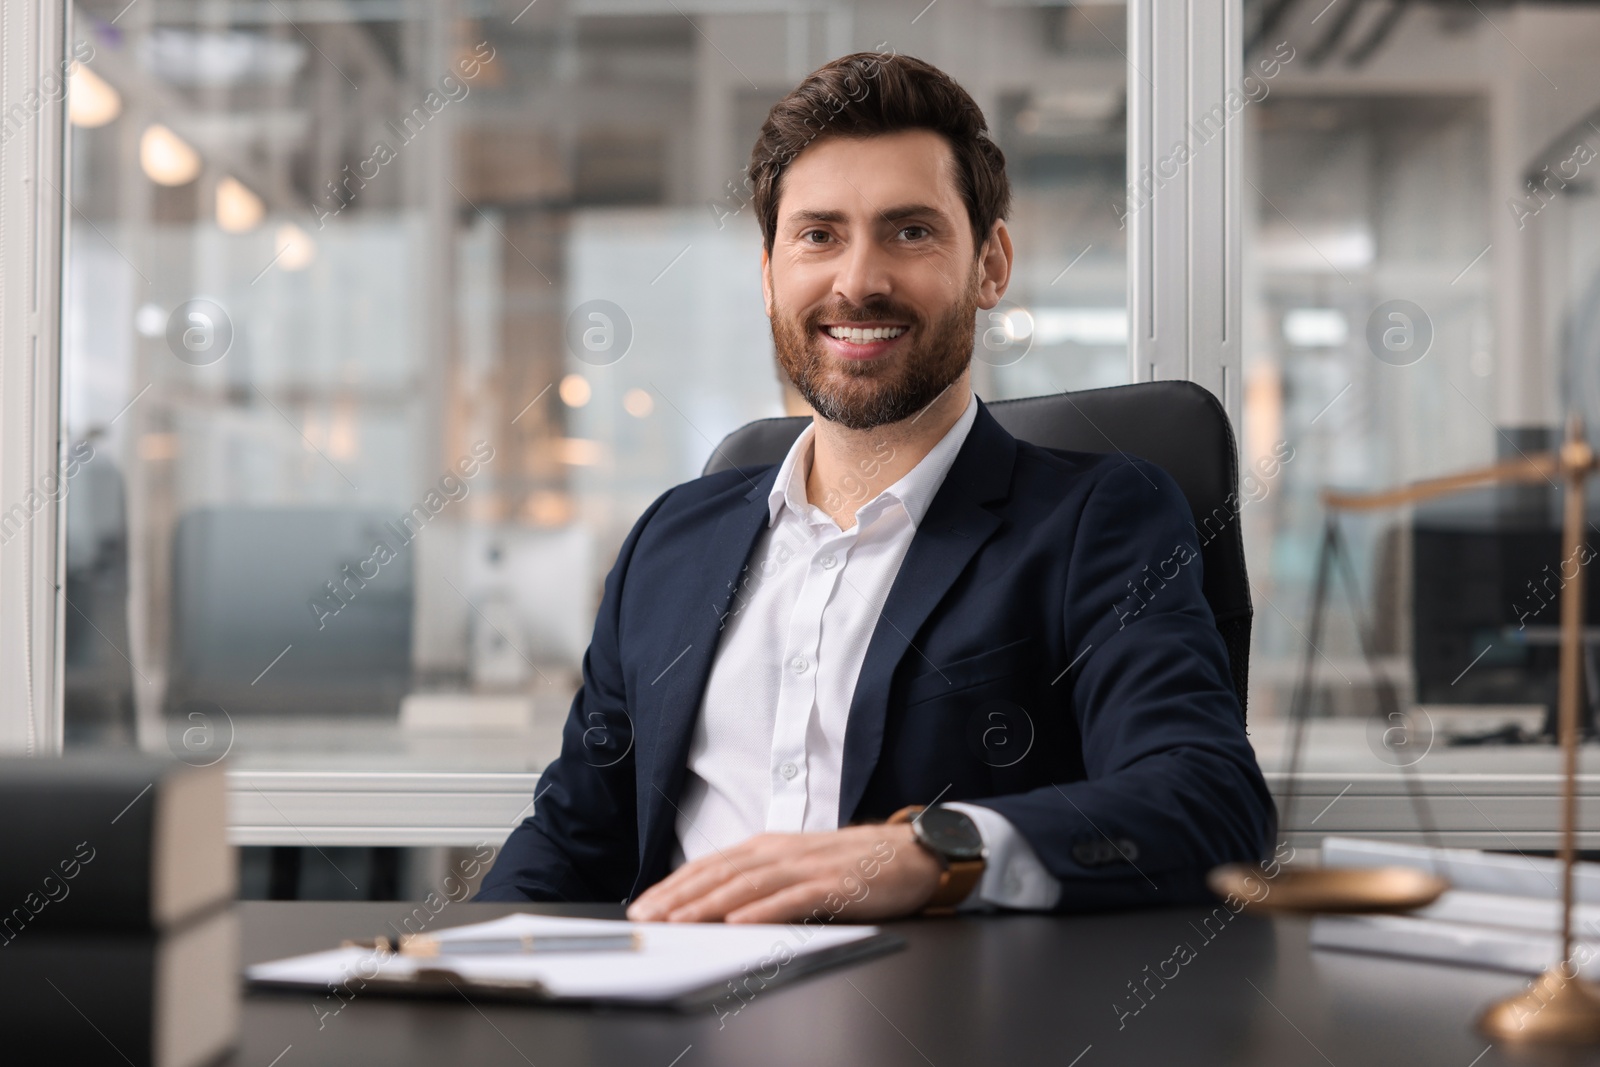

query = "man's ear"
[761,245,774,318]
[975,219,1014,310]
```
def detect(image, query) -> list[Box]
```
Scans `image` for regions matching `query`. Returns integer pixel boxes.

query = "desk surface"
[233,900,1590,1067]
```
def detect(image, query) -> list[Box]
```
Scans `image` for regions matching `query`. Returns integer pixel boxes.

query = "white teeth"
[826,326,906,343]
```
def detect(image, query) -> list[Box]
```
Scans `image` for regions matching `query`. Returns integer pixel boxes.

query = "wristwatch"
[888,804,987,915]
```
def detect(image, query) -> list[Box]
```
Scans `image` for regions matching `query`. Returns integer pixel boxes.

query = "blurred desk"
[232,900,1576,1067]
[220,716,1600,850]
[1254,717,1600,850]
[222,714,555,847]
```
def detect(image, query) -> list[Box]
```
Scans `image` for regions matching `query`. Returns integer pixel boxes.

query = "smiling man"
[477,54,1274,921]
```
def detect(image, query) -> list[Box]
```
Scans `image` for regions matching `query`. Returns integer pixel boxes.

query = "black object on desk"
[0,755,238,1067]
[1413,491,1600,738]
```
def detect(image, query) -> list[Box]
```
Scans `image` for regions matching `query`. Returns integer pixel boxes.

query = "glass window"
[1240,3,1600,777]
[61,1,1129,774]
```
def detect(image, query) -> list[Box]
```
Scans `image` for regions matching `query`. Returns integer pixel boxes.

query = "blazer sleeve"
[475,490,672,903]
[965,458,1276,911]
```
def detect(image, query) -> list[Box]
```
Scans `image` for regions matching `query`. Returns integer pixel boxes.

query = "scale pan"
[1207,863,1447,914]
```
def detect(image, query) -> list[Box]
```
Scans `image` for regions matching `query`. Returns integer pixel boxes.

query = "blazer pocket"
[903,636,1036,707]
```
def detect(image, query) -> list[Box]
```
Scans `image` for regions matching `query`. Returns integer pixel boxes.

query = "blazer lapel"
[634,473,775,881]
[837,402,1016,824]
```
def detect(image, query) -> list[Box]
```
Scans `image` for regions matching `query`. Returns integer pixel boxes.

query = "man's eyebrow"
[786,208,847,225]
[875,203,946,222]
[784,204,949,226]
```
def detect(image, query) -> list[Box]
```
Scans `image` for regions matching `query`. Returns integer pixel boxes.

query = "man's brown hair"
[748,52,1011,256]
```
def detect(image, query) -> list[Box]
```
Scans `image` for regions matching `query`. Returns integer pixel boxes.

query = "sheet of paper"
[246,912,883,1003]
[1311,910,1600,979]
[1321,836,1600,902]
[1408,889,1600,934]
[1310,838,1600,977]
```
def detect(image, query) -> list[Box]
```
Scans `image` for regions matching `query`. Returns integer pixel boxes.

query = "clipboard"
[246,913,905,1010]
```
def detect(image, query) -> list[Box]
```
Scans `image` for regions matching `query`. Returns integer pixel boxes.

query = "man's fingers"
[630,854,720,907]
[628,844,770,920]
[666,861,809,923]
[725,880,842,924]
[629,864,738,919]
[626,829,922,923]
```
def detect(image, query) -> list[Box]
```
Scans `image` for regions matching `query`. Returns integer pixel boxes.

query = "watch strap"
[887,805,986,915]
[887,804,923,825]
[924,858,984,915]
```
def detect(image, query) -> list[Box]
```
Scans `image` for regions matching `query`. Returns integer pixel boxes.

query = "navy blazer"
[477,400,1275,910]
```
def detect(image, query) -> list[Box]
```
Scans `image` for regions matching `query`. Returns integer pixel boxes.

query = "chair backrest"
[701,381,1253,718]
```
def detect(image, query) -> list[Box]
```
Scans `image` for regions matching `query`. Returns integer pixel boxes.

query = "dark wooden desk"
[233,900,1594,1066]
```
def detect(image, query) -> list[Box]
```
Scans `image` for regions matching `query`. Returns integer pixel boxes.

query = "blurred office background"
[53,0,1600,894]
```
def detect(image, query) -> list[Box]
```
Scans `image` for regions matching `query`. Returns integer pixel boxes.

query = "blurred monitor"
[411,521,592,688]
[168,507,413,717]
[1412,487,1600,710]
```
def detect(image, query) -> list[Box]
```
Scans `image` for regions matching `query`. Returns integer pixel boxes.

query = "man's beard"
[770,280,978,432]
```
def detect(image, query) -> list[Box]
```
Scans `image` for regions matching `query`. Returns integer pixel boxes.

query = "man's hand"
[625,823,944,923]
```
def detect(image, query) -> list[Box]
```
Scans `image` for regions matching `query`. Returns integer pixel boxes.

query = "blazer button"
[1072,837,1139,868]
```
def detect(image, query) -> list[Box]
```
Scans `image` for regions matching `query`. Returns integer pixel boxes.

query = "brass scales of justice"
[1207,415,1600,1043]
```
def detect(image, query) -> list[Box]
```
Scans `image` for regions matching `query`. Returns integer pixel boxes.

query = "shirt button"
[819,554,837,569]
[790,656,808,673]
[779,761,799,780]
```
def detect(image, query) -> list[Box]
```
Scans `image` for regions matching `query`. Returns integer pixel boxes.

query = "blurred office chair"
[168,507,413,717]
[702,381,1254,718]
[63,446,135,744]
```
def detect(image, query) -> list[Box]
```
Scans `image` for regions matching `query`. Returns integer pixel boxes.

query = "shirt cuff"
[944,802,1063,912]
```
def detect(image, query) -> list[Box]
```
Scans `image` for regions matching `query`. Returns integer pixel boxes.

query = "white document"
[1310,837,1600,976]
[246,913,890,1005]
[1312,909,1600,980]
[1321,836,1600,902]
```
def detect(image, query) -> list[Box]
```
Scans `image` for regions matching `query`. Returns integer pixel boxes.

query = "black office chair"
[701,380,1253,719]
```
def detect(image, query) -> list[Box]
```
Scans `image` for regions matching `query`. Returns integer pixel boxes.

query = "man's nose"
[833,239,893,307]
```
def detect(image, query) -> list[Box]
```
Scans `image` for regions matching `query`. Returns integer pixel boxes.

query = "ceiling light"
[216,176,264,233]
[560,374,592,407]
[1000,308,1035,343]
[274,223,316,271]
[622,388,653,418]
[134,303,166,337]
[1282,308,1349,348]
[1256,226,1375,272]
[68,62,121,128]
[1030,308,1129,346]
[140,124,201,186]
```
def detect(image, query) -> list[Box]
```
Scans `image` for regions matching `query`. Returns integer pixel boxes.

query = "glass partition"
[61,0,1130,774]
[1239,1,1600,778]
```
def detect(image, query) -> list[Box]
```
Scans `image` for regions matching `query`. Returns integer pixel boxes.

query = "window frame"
[0,0,69,756]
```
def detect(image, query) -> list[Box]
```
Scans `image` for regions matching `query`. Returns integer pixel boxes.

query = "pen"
[396,931,642,957]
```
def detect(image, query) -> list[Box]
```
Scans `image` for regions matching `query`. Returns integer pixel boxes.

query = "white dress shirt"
[673,392,1061,910]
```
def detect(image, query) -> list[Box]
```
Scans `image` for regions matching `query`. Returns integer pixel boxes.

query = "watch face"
[914,806,985,861]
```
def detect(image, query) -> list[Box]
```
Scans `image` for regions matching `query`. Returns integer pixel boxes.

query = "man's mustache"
[805,303,921,329]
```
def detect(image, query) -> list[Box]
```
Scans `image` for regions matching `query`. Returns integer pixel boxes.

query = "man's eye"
[803,230,831,244]
[899,225,929,241]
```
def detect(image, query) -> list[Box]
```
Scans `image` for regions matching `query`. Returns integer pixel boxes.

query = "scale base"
[1479,966,1600,1044]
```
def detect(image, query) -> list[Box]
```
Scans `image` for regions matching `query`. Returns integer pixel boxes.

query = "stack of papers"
[1310,837,1600,977]
[247,913,899,1007]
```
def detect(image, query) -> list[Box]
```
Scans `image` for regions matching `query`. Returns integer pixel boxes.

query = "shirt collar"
[766,391,979,531]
